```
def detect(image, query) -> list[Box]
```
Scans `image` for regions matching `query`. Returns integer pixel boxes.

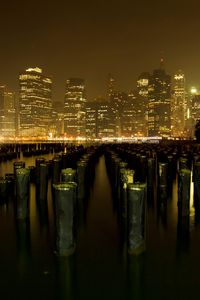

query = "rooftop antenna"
[160,51,165,69]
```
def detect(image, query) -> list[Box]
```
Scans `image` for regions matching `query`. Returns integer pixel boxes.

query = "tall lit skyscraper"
[96,100,115,138]
[51,101,64,137]
[19,67,52,137]
[136,72,150,136]
[188,87,198,119]
[110,91,127,137]
[171,71,186,137]
[85,101,98,139]
[64,78,86,138]
[191,92,200,122]
[0,86,16,137]
[186,88,200,138]
[121,91,136,137]
[148,67,171,137]
[137,73,149,97]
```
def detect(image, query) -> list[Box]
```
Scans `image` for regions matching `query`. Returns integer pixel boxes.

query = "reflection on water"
[0,153,200,299]
[75,156,125,300]
[16,219,31,278]
[127,255,145,300]
[176,216,190,256]
[55,256,76,300]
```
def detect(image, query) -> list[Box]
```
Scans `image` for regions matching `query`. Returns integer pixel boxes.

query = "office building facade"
[64,78,86,138]
[171,71,186,137]
[0,86,16,137]
[148,68,171,137]
[121,91,136,137]
[85,101,98,139]
[19,67,52,137]
[136,72,150,136]
[110,91,128,137]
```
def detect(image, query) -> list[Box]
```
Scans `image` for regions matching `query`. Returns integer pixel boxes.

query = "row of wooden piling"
[104,142,200,255]
[0,145,100,256]
[0,142,82,162]
[1,141,200,257]
[105,149,146,255]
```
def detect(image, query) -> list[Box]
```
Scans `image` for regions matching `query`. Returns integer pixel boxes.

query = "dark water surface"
[0,154,200,299]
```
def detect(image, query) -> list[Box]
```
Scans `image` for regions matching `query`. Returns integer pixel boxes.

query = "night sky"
[0,0,200,100]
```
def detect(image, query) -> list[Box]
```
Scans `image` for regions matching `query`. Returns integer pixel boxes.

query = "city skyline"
[0,65,199,138]
[1,0,200,100]
[0,65,196,139]
[1,64,200,102]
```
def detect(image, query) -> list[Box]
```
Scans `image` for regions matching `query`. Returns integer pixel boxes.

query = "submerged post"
[52,157,61,184]
[61,168,76,183]
[35,157,46,184]
[5,173,15,198]
[77,160,87,200]
[13,161,25,177]
[178,169,191,217]
[16,168,30,219]
[193,162,200,208]
[53,183,75,256]
[127,183,146,255]
[147,158,156,189]
[158,162,168,207]
[38,163,49,202]
[120,169,134,218]
[0,178,8,203]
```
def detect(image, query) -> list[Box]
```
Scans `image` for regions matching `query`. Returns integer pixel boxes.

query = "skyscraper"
[85,101,98,139]
[96,100,115,138]
[148,67,171,137]
[19,67,52,137]
[121,91,136,137]
[110,91,127,137]
[0,86,16,137]
[171,71,186,137]
[64,78,86,138]
[136,72,150,136]
[51,101,64,137]
[191,92,200,122]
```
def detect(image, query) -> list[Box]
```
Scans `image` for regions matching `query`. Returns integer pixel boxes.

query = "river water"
[0,152,200,300]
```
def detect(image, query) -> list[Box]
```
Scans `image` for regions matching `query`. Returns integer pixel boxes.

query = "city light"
[191,87,197,94]
[0,66,198,141]
[26,67,42,73]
